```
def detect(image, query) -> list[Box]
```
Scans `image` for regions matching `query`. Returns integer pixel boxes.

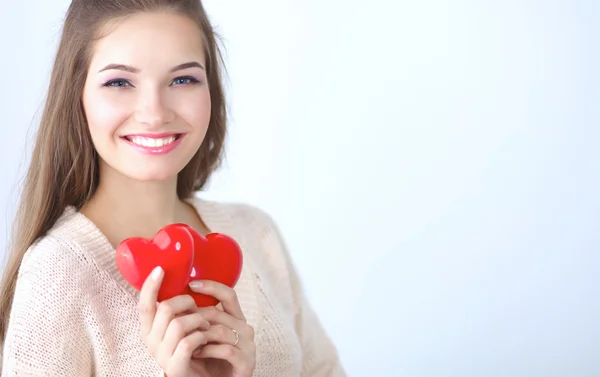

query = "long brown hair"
[0,0,227,347]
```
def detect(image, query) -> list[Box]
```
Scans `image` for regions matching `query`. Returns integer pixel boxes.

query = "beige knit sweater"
[1,198,346,376]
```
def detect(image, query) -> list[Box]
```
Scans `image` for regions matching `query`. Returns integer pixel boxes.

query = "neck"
[81,164,189,242]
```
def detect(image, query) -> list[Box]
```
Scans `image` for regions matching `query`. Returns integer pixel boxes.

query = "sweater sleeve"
[257,210,347,377]
[1,236,94,376]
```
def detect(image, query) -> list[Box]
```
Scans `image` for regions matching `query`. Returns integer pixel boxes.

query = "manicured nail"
[151,266,164,281]
[189,281,203,290]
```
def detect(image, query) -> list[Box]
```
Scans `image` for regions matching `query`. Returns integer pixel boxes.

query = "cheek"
[174,89,212,131]
[83,89,131,136]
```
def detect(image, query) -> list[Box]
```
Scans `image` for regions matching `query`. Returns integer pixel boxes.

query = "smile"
[121,133,185,155]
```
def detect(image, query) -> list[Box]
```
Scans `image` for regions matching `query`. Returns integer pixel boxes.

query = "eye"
[103,79,132,88]
[171,76,201,86]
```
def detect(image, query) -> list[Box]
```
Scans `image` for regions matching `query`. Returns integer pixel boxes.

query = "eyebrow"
[98,61,205,73]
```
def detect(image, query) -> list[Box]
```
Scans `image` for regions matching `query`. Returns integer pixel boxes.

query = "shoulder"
[18,207,100,280]
[7,208,101,349]
[226,202,280,236]
[14,207,108,305]
[191,197,295,278]
[4,210,97,374]
[9,236,93,325]
[191,197,281,239]
[190,196,289,260]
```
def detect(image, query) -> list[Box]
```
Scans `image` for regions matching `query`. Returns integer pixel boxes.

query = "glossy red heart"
[176,224,243,307]
[115,223,243,307]
[115,224,194,302]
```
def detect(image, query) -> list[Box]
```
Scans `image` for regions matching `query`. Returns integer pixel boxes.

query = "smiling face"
[82,11,211,183]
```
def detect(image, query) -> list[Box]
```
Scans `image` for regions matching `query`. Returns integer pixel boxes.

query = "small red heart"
[176,224,243,307]
[115,224,194,302]
[115,223,243,307]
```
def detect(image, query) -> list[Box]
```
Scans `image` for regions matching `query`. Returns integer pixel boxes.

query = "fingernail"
[151,266,164,280]
[189,280,203,290]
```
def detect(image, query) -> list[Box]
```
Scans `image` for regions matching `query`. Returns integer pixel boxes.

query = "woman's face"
[82,11,211,183]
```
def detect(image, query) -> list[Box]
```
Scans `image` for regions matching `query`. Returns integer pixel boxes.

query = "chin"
[123,167,182,182]
[98,147,198,184]
[100,159,185,184]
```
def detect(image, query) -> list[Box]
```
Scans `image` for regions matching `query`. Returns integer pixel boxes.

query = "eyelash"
[102,76,201,88]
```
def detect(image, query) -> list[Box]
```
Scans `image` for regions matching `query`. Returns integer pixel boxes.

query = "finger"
[148,295,198,346]
[171,331,208,365]
[201,324,240,347]
[193,344,250,371]
[161,312,211,356]
[139,266,164,337]
[189,280,245,321]
[197,306,242,331]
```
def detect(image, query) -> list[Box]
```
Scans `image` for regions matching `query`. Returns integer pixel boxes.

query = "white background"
[1,1,599,376]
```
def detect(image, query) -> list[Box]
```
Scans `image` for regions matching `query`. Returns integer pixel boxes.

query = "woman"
[0,0,345,376]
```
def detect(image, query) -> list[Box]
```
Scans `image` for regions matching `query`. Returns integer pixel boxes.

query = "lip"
[121,133,186,155]
[123,132,180,138]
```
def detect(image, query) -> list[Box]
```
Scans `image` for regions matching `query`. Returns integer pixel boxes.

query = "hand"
[188,280,256,377]
[139,266,212,377]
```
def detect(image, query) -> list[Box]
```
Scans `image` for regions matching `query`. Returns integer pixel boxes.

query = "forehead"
[89,11,206,70]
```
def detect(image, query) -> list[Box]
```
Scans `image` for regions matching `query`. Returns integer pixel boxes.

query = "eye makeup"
[101,75,203,88]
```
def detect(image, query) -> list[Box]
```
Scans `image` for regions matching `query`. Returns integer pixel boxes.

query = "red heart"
[115,224,243,307]
[115,224,194,302]
[175,224,243,307]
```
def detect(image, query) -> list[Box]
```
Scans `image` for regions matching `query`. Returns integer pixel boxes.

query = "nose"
[133,87,174,128]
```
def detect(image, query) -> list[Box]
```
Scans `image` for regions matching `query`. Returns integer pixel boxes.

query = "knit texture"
[1,198,346,376]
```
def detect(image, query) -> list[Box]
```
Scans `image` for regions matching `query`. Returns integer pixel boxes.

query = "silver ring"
[232,328,240,347]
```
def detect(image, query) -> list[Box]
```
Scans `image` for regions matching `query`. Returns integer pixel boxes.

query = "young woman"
[0,0,345,376]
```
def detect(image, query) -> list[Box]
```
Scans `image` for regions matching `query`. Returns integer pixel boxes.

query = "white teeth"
[129,135,177,147]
